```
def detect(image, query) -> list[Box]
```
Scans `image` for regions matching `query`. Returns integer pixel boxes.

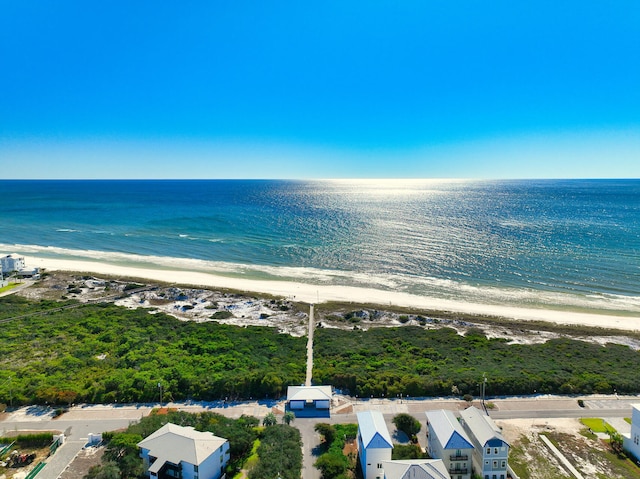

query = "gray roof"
[357,410,393,448]
[137,423,227,472]
[459,406,508,447]
[425,410,474,449]
[286,385,332,402]
[381,459,450,479]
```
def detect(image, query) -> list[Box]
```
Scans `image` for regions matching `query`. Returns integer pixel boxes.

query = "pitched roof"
[357,410,393,449]
[286,385,332,401]
[137,423,227,470]
[459,406,508,447]
[381,459,450,479]
[425,410,474,450]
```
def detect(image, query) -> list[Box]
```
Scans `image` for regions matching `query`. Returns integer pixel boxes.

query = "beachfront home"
[286,385,332,416]
[380,459,450,479]
[357,410,394,479]
[0,255,25,274]
[138,423,229,479]
[425,410,474,479]
[623,403,640,461]
[459,407,509,479]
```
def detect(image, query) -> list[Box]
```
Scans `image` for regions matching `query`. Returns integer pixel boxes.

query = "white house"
[426,410,474,479]
[137,423,230,479]
[381,459,450,479]
[459,407,509,479]
[357,410,394,479]
[623,403,640,460]
[286,385,332,411]
[0,255,25,274]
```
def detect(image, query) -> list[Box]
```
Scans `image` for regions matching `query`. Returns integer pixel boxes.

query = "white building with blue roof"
[357,410,394,479]
[425,410,473,479]
[459,407,509,479]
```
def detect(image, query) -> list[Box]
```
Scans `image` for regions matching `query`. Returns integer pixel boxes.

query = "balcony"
[449,454,469,461]
[449,468,469,475]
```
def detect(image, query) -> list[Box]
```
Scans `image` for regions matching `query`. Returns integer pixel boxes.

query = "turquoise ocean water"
[1,179,638,316]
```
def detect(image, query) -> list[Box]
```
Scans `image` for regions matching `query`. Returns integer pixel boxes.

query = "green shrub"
[0,433,54,447]
[393,414,421,437]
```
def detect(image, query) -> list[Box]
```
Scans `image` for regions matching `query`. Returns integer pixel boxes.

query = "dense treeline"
[0,296,305,404]
[313,326,640,397]
[2,296,640,404]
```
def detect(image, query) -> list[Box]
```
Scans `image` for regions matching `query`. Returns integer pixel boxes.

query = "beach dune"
[24,255,640,333]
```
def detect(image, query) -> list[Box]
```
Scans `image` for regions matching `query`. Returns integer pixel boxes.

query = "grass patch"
[233,438,261,478]
[580,418,614,433]
[0,283,20,294]
[579,427,598,440]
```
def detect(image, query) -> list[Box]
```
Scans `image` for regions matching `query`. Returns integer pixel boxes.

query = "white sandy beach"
[24,255,640,333]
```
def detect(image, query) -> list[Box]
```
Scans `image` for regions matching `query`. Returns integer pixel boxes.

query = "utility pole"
[481,373,487,410]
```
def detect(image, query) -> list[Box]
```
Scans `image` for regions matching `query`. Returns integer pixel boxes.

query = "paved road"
[296,418,321,479]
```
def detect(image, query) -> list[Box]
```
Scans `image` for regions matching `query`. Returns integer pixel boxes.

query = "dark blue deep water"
[1,179,639,314]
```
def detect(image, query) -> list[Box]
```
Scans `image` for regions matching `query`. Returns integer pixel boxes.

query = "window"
[377,463,383,469]
[493,461,498,468]
[194,465,199,472]
[501,475,505,479]
[486,447,491,455]
[501,460,506,468]
[494,448,498,454]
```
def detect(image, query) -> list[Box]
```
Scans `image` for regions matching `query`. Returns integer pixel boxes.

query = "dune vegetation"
[1,295,640,406]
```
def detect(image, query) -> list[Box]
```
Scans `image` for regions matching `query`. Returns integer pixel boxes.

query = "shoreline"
[24,255,640,333]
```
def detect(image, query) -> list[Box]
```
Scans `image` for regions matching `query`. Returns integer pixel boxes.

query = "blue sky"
[1,1,639,179]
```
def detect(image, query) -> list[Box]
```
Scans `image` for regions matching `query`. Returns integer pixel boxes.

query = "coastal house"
[425,410,474,479]
[0,255,25,274]
[459,407,509,479]
[623,403,640,461]
[380,459,450,479]
[357,410,394,479]
[286,385,332,416]
[137,423,230,479]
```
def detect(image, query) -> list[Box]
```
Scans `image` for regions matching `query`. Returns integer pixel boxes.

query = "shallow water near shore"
[1,179,639,316]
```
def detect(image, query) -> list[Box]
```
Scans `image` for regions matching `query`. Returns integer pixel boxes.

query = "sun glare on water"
[324,178,472,197]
